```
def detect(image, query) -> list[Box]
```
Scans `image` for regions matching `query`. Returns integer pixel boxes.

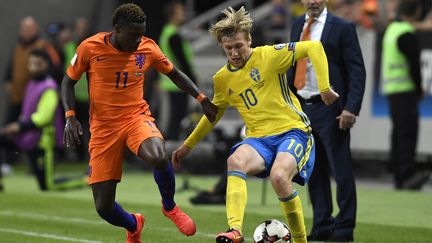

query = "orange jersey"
[67,32,173,125]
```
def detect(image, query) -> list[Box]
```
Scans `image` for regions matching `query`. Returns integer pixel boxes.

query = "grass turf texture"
[1,167,431,242]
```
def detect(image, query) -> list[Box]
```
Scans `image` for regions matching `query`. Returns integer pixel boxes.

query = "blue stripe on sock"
[279,190,298,202]
[227,170,247,180]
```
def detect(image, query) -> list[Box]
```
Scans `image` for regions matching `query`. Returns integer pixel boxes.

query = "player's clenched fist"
[63,116,83,148]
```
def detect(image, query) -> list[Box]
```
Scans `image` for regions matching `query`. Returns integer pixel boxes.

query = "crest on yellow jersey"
[250,68,261,82]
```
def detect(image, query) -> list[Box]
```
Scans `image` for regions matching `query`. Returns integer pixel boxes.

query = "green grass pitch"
[1,167,431,242]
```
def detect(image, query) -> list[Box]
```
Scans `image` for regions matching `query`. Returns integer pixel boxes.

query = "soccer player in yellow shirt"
[172,6,339,243]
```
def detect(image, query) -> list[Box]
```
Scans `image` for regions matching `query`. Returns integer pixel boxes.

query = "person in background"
[0,49,86,191]
[159,1,198,140]
[63,17,91,161]
[360,0,379,29]
[412,0,432,28]
[266,0,290,44]
[4,16,60,125]
[288,0,366,241]
[3,17,61,166]
[47,22,70,85]
[381,0,430,190]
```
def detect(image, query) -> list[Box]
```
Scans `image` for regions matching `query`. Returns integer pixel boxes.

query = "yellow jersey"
[185,41,330,148]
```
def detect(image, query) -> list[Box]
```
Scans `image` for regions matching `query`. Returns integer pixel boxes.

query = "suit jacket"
[287,13,366,115]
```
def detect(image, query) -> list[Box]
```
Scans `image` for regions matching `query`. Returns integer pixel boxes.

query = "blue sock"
[153,162,176,211]
[98,202,137,232]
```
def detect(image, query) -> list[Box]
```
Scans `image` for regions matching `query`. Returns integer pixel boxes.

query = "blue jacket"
[287,13,366,115]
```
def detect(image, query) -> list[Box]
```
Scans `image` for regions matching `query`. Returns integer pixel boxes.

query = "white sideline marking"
[0,210,247,240]
[0,211,103,225]
[0,228,102,243]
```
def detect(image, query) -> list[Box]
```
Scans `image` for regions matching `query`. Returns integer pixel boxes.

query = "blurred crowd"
[288,0,432,31]
[0,14,94,191]
[2,16,92,160]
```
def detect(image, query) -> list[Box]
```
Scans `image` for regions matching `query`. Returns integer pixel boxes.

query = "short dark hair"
[112,3,146,26]
[29,49,51,66]
[398,0,421,18]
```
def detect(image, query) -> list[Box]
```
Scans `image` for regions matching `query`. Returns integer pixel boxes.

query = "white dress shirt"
[297,8,328,99]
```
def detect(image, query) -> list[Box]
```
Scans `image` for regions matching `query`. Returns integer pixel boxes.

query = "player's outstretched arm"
[173,98,227,170]
[166,67,217,122]
[61,75,83,148]
[171,111,223,170]
[294,41,339,105]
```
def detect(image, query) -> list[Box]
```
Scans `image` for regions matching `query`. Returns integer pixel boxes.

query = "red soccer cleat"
[126,213,144,243]
[162,205,196,236]
[216,229,245,243]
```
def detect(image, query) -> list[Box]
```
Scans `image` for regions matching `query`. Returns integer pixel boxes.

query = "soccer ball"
[253,219,291,243]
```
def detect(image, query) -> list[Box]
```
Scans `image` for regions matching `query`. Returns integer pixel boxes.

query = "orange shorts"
[87,115,163,184]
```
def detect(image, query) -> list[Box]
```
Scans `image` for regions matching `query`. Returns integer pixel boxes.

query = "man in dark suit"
[287,0,366,241]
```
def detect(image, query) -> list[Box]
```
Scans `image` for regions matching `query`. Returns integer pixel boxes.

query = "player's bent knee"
[145,152,166,163]
[270,170,291,187]
[227,154,246,171]
[139,146,168,170]
[138,138,167,161]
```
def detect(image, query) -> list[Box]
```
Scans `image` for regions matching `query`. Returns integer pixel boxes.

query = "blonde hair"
[209,6,253,43]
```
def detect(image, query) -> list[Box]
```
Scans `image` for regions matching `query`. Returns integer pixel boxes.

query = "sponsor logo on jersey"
[146,121,154,128]
[274,43,286,50]
[71,53,77,65]
[228,88,234,96]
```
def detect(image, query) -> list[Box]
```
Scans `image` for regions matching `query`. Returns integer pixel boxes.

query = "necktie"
[294,17,316,90]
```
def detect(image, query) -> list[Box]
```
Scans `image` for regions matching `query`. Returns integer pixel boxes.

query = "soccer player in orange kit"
[61,3,217,243]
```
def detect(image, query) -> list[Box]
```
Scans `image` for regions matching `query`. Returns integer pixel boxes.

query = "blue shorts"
[230,129,315,186]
